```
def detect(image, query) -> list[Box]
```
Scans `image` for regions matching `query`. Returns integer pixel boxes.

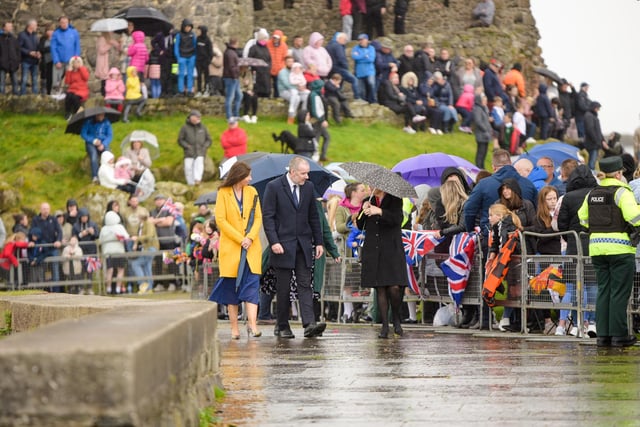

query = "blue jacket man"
[80,115,113,182]
[50,16,80,91]
[351,34,376,102]
[464,149,537,240]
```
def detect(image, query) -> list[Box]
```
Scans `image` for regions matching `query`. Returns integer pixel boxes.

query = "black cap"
[599,156,623,173]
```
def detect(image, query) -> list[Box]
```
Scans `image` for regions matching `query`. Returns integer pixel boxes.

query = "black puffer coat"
[557,165,597,255]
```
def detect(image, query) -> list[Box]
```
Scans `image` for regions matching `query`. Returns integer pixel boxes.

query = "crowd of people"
[2,2,639,346]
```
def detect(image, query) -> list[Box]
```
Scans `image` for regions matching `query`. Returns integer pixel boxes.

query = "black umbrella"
[194,191,217,206]
[219,152,339,200]
[533,67,564,85]
[238,57,269,68]
[65,107,121,135]
[112,6,173,36]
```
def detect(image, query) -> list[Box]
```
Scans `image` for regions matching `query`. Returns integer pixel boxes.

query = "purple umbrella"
[392,153,480,187]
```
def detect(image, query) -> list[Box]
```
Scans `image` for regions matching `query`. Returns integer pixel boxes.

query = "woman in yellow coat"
[210,161,263,339]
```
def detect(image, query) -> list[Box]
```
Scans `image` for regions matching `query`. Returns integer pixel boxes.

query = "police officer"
[578,156,640,347]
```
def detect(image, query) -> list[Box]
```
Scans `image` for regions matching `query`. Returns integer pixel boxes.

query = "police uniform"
[578,156,640,347]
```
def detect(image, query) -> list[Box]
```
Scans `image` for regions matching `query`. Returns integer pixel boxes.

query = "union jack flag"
[85,256,102,274]
[402,230,444,296]
[161,197,178,216]
[440,232,477,307]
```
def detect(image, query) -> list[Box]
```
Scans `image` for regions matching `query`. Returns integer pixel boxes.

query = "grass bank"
[0,111,479,214]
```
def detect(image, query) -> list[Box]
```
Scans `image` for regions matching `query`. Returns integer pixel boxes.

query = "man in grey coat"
[177,110,212,185]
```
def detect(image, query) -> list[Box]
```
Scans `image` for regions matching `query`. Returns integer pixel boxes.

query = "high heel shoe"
[247,326,262,338]
[231,333,240,340]
[378,325,389,339]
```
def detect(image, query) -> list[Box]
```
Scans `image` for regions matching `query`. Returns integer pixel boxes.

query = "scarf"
[339,198,361,215]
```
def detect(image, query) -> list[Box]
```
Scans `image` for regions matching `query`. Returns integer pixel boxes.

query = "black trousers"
[274,245,314,330]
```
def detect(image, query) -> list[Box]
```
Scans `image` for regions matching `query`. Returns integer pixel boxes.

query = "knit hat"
[599,157,623,174]
[189,110,201,118]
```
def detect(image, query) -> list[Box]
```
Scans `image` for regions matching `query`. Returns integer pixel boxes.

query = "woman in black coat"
[356,189,407,338]
[247,40,272,98]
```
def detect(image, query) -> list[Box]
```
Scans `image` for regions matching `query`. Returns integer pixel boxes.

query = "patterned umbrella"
[238,57,269,67]
[341,161,417,199]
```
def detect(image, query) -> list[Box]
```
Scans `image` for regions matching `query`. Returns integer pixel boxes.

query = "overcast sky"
[530,0,640,135]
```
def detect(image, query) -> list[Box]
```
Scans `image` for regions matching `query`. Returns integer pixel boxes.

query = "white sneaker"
[587,323,597,338]
[498,317,510,332]
[436,129,444,135]
[154,284,165,292]
[403,126,416,134]
[569,326,579,336]
[167,283,177,292]
[412,114,427,123]
[428,127,437,134]
[195,92,203,98]
[251,115,258,123]
[555,326,566,336]
[525,137,537,144]
[242,115,251,123]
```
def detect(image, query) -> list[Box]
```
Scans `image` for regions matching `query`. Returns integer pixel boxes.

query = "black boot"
[378,324,389,339]
[460,307,478,329]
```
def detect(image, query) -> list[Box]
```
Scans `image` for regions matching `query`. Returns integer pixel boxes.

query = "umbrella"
[518,141,584,169]
[120,130,160,159]
[341,161,417,199]
[533,66,564,86]
[324,162,357,182]
[112,6,173,36]
[238,57,269,67]
[194,191,217,206]
[322,178,347,200]
[65,106,121,135]
[392,153,480,188]
[90,18,129,32]
[135,168,156,202]
[220,152,339,200]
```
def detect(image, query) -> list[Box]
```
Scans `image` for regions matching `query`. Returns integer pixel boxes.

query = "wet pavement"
[214,323,640,426]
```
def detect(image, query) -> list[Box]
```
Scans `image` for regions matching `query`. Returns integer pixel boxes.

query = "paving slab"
[213,324,640,426]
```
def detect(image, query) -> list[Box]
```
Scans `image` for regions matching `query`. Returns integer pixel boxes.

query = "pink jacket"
[127,31,149,74]
[104,68,125,100]
[455,84,475,112]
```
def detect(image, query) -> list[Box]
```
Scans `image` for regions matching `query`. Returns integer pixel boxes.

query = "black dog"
[272,131,314,156]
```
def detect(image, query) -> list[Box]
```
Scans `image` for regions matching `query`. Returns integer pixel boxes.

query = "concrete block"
[0,296,220,426]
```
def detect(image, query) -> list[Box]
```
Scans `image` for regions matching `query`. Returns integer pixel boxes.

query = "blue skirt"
[208,262,260,305]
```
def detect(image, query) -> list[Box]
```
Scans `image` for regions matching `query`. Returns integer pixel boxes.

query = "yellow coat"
[214,185,263,277]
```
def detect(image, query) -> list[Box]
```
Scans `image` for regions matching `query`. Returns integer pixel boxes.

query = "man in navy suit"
[262,156,326,338]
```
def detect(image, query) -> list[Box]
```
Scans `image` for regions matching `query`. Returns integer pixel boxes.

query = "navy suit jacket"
[262,174,323,269]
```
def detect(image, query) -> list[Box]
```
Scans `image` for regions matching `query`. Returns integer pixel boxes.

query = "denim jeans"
[0,69,19,95]
[223,78,243,119]
[85,141,100,179]
[588,149,599,171]
[21,62,39,94]
[177,55,196,93]
[151,79,162,98]
[357,74,376,103]
[130,248,156,287]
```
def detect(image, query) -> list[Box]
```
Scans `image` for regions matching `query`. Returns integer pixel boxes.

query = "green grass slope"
[0,112,481,213]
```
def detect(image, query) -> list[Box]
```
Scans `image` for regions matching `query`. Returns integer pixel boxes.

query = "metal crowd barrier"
[0,240,190,295]
[192,259,220,300]
[420,246,484,325]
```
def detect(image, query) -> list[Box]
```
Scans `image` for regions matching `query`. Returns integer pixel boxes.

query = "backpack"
[482,230,519,307]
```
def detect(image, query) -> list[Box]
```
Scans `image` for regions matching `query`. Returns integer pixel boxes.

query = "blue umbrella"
[518,141,584,168]
[219,152,339,200]
[236,195,259,292]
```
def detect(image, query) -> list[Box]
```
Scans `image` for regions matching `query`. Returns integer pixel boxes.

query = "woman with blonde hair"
[63,55,89,119]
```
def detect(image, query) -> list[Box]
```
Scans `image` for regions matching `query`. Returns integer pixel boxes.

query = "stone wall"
[0,294,221,427]
[2,0,544,94]
[254,0,543,86]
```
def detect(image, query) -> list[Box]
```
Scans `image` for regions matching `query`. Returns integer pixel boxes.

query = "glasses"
[539,164,554,169]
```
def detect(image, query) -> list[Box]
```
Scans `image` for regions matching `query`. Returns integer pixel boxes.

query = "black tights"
[377,285,403,328]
